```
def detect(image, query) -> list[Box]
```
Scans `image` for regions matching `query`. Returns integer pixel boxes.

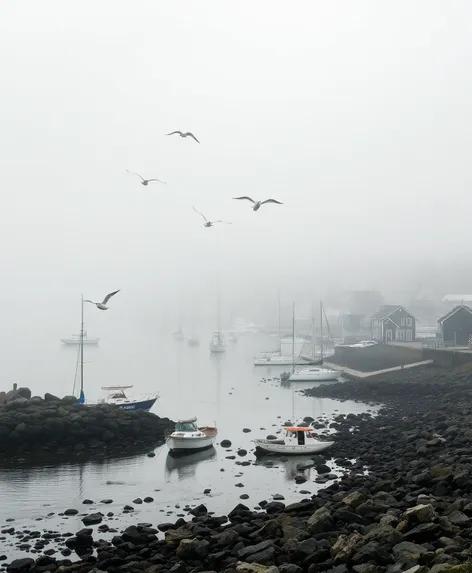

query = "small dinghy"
[253,425,333,456]
[165,416,218,455]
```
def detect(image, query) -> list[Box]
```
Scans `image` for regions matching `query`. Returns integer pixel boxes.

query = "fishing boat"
[72,295,159,410]
[61,331,99,345]
[97,386,159,411]
[165,416,218,455]
[289,301,343,382]
[254,425,334,455]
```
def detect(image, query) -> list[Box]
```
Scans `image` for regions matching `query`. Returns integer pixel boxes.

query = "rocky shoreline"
[0,388,173,458]
[6,364,472,573]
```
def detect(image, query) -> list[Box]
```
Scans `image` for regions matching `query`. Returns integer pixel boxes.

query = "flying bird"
[84,290,121,311]
[232,196,283,211]
[126,170,166,186]
[193,206,231,228]
[166,131,200,144]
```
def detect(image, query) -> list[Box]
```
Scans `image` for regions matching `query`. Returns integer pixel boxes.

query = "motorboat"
[254,425,334,456]
[61,331,99,345]
[165,416,218,454]
[94,386,159,411]
[209,331,226,353]
[289,366,343,382]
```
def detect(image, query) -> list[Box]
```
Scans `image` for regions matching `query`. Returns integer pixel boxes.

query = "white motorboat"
[93,386,159,411]
[165,416,218,454]
[254,425,334,456]
[61,331,99,345]
[289,366,343,382]
[210,331,226,353]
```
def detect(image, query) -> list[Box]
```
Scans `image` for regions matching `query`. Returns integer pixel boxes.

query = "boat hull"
[254,439,334,455]
[289,368,342,382]
[254,356,311,366]
[61,339,99,345]
[166,435,216,454]
[209,345,226,353]
[116,397,157,411]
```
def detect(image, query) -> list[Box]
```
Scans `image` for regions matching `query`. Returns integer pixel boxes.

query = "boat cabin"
[284,426,314,445]
[175,416,199,432]
[102,385,133,402]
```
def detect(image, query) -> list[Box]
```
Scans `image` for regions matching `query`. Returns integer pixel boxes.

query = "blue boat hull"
[117,398,157,411]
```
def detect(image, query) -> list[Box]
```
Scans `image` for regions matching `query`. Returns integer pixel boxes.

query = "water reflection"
[165,447,217,480]
[253,454,314,482]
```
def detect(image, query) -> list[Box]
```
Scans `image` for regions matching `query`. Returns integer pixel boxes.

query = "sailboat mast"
[278,290,281,353]
[312,303,316,359]
[292,302,295,373]
[320,300,324,362]
[80,294,84,399]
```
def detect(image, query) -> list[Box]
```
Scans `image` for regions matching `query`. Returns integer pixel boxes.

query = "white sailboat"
[61,330,99,345]
[289,301,343,382]
[210,293,226,353]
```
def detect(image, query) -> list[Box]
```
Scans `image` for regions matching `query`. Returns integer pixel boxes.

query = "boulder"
[402,504,436,524]
[331,532,364,561]
[307,505,333,534]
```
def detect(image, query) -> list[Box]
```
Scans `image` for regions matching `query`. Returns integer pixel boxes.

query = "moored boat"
[61,331,99,345]
[165,416,218,454]
[209,331,226,353]
[254,425,334,456]
[95,386,159,411]
[289,366,343,382]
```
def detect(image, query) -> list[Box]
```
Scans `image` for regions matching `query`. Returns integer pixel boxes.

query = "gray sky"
[1,0,471,327]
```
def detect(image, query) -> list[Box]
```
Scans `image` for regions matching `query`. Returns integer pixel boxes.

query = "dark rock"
[82,513,102,525]
[238,449,248,457]
[6,558,34,572]
[220,440,232,447]
[64,509,78,515]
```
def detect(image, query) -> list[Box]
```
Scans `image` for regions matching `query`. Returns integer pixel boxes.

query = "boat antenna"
[77,294,85,404]
[312,302,316,360]
[278,289,281,354]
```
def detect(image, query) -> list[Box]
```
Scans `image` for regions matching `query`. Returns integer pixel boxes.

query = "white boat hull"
[254,355,311,366]
[61,338,99,345]
[210,344,226,353]
[289,367,342,381]
[167,434,216,453]
[254,438,334,455]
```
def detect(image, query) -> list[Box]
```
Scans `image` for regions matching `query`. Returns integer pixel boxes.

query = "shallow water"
[0,332,375,559]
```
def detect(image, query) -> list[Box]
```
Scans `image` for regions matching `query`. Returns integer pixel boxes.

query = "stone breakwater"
[6,364,472,573]
[0,387,173,457]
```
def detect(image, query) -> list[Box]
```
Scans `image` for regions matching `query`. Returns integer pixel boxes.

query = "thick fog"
[1,0,471,337]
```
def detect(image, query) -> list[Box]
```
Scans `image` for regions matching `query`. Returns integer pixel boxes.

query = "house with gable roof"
[438,305,472,346]
[371,305,416,343]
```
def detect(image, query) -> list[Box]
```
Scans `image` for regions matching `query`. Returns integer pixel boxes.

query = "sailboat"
[61,330,99,345]
[74,295,159,410]
[187,324,200,346]
[289,301,343,382]
[210,293,226,353]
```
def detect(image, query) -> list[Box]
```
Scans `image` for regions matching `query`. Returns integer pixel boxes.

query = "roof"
[102,386,133,390]
[177,416,197,424]
[442,295,472,302]
[438,305,472,324]
[371,305,417,320]
[284,426,312,432]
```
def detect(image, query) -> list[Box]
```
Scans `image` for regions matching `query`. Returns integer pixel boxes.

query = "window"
[400,317,406,326]
[406,329,413,341]
[406,317,412,326]
[398,329,405,340]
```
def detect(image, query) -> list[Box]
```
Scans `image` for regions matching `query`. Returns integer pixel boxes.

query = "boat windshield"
[176,422,198,432]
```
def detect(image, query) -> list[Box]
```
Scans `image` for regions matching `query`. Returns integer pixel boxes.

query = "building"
[438,305,472,346]
[371,305,416,342]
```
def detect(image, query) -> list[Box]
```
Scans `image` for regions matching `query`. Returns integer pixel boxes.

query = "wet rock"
[220,439,232,447]
[64,509,78,515]
[242,428,251,433]
[82,499,94,504]
[82,513,103,525]
[402,504,436,524]
[6,558,34,573]
[308,506,333,534]
[238,449,248,457]
[132,498,143,504]
[143,496,154,503]
[100,499,113,504]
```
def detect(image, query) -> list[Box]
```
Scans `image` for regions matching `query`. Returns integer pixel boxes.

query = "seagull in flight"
[166,131,200,144]
[126,170,166,186]
[232,196,283,212]
[84,290,121,311]
[193,206,231,228]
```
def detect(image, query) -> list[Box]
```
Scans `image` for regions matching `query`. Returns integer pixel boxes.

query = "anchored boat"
[61,331,99,345]
[254,425,334,456]
[165,416,218,455]
[97,386,159,411]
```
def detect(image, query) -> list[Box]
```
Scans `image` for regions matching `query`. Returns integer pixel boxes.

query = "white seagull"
[193,206,232,228]
[84,290,121,311]
[233,196,283,211]
[126,169,167,186]
[166,131,200,144]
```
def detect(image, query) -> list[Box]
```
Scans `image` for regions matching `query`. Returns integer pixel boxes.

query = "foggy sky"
[1,0,471,331]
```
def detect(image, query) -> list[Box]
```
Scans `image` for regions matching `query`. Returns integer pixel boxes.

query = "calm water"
[0,330,374,559]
